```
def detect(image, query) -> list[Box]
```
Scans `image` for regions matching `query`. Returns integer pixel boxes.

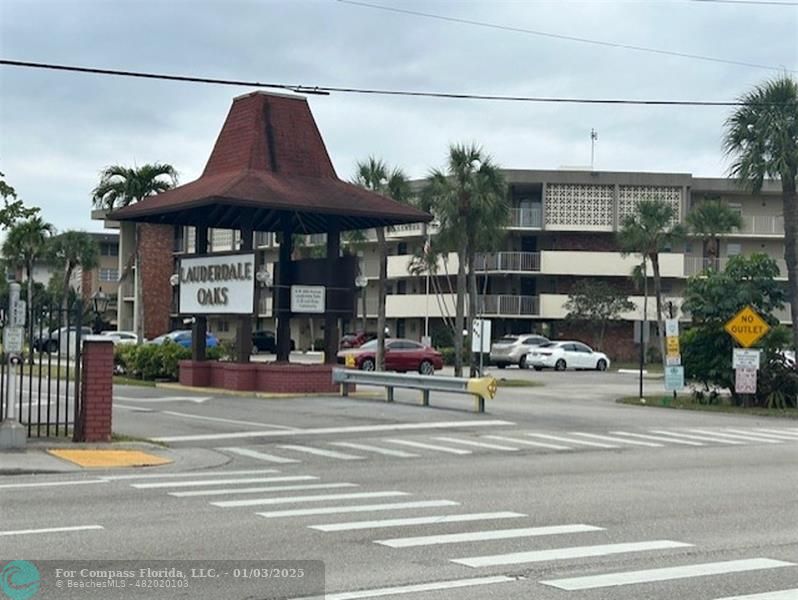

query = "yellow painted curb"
[48,449,172,468]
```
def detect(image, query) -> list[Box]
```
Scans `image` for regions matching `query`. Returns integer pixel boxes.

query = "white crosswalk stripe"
[686,429,782,444]
[433,436,519,451]
[375,524,604,548]
[384,439,472,455]
[277,445,365,460]
[299,575,517,599]
[525,433,619,448]
[0,525,104,536]
[540,558,794,591]
[101,468,280,480]
[218,447,300,464]
[131,476,303,489]
[568,432,663,447]
[308,512,527,532]
[211,491,409,508]
[726,428,798,441]
[482,435,572,450]
[610,431,704,446]
[451,540,691,568]
[649,430,745,445]
[329,442,418,457]
[169,482,357,498]
[755,428,798,438]
[257,500,459,518]
[713,588,798,600]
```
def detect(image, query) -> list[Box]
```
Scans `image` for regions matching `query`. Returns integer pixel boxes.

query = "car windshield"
[358,340,379,350]
[496,337,518,344]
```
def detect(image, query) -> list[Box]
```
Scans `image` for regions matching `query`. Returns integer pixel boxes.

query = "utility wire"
[690,0,798,6]
[1,59,794,107]
[337,0,796,73]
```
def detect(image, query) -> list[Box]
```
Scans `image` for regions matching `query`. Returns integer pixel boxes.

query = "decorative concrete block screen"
[618,185,682,224]
[545,184,614,230]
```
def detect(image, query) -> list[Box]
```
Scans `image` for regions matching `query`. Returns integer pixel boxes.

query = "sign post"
[0,281,26,449]
[724,305,770,399]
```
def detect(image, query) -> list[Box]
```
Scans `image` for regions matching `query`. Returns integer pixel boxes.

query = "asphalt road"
[3,371,797,600]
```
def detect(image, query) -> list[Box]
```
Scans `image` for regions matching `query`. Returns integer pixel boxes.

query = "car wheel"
[554,359,567,371]
[533,366,543,371]
[496,363,506,369]
[419,360,435,376]
[596,359,608,372]
[519,355,528,369]
[360,358,375,371]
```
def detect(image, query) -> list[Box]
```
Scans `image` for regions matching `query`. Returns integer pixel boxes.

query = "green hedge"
[115,343,224,381]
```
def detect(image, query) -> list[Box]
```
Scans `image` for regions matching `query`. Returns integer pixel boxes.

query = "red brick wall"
[139,224,173,340]
[553,321,639,363]
[77,340,113,442]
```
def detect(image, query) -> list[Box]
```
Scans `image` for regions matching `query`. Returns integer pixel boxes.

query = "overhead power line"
[337,0,796,73]
[690,0,798,6]
[1,59,793,107]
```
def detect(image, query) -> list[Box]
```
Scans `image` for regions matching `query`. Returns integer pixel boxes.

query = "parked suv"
[33,326,93,353]
[489,334,550,369]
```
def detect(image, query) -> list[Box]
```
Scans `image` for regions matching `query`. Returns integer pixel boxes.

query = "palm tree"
[352,157,411,371]
[686,199,743,269]
[618,199,687,367]
[2,216,54,361]
[724,76,798,352]
[91,163,178,342]
[47,231,100,311]
[422,144,508,377]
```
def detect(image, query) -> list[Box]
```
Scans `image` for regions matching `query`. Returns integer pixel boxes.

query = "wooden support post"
[276,215,293,362]
[324,222,341,364]
[237,226,254,363]
[191,225,209,362]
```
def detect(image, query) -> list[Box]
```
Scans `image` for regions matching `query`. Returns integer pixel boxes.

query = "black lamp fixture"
[91,287,109,333]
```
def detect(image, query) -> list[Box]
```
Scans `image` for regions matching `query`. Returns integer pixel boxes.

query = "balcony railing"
[479,294,540,316]
[684,256,787,277]
[509,206,542,229]
[738,215,784,235]
[476,252,541,272]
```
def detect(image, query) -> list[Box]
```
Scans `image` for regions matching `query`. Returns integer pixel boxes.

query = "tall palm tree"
[47,231,100,311]
[618,199,687,367]
[686,198,743,269]
[724,76,798,352]
[423,144,508,377]
[91,163,178,342]
[353,157,411,371]
[2,216,54,361]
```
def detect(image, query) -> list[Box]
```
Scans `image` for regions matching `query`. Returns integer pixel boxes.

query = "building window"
[396,281,407,295]
[215,320,230,333]
[727,243,742,257]
[397,242,408,255]
[99,268,119,282]
[101,243,118,257]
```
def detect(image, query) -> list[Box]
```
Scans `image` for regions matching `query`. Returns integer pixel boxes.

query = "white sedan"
[101,330,139,345]
[526,341,610,371]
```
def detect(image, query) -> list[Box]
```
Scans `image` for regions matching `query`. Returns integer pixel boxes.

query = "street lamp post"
[91,287,109,334]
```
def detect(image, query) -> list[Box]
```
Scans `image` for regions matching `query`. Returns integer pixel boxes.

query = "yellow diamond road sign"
[724,305,770,348]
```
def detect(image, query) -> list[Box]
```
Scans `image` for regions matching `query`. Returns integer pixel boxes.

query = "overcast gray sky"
[1,0,796,233]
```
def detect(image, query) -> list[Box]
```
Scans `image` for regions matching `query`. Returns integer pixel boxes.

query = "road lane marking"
[132,476,295,489]
[114,404,155,412]
[648,430,744,445]
[211,491,409,508]
[482,435,571,450]
[163,412,298,430]
[569,432,663,447]
[384,439,472,455]
[376,524,604,548]
[154,420,515,442]
[433,437,519,451]
[525,433,618,449]
[218,447,300,464]
[755,428,798,439]
[100,468,280,480]
[309,512,527,532]
[277,445,364,460]
[451,540,692,568]
[258,500,459,518]
[540,558,795,591]
[170,482,356,497]
[0,480,107,490]
[0,525,104,536]
[329,442,418,457]
[293,575,518,599]
[725,428,798,441]
[609,431,704,446]
[115,395,210,403]
[714,588,798,599]
[686,429,782,444]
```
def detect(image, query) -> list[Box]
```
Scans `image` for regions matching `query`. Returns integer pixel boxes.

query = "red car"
[337,338,443,375]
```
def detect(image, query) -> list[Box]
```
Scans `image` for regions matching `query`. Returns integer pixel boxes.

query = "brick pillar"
[76,339,114,443]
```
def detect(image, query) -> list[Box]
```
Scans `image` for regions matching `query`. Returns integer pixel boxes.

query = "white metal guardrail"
[332,369,498,413]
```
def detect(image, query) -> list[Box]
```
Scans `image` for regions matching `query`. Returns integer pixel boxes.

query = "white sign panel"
[666,355,681,366]
[3,327,23,353]
[664,366,685,391]
[178,253,255,315]
[471,319,492,353]
[733,349,761,370]
[291,285,326,314]
[735,367,757,394]
[665,318,679,337]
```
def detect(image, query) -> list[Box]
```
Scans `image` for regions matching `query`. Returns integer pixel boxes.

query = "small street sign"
[724,306,770,348]
[3,327,23,354]
[665,319,679,337]
[735,367,757,394]
[666,355,681,366]
[666,336,680,357]
[471,319,492,354]
[733,348,761,371]
[10,300,26,327]
[664,366,684,391]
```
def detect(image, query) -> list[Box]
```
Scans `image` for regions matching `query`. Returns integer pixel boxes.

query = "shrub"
[113,343,190,381]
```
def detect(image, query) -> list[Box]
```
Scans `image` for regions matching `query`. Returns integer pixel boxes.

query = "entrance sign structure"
[110,91,431,393]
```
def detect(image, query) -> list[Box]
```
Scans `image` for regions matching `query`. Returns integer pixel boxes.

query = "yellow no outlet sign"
[724,306,770,348]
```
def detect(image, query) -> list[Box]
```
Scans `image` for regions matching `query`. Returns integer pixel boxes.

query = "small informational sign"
[10,300,26,327]
[733,348,761,370]
[735,367,757,394]
[178,253,255,315]
[291,285,326,314]
[471,319,492,353]
[724,305,770,348]
[664,366,685,391]
[666,355,681,366]
[666,336,680,357]
[3,327,23,353]
[665,319,679,338]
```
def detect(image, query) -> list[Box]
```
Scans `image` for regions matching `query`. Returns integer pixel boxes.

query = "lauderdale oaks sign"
[178,253,255,315]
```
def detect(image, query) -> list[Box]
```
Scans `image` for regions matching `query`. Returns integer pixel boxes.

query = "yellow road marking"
[47,449,172,468]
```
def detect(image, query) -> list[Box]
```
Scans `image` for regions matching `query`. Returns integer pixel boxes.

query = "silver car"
[489,334,550,369]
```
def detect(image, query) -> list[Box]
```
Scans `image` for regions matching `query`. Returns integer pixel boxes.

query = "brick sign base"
[179,360,339,394]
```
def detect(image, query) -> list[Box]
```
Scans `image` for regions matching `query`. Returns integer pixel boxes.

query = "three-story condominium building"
[95,168,785,361]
